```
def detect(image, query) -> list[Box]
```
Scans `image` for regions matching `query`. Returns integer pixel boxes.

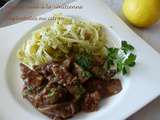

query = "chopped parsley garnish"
[81,70,93,79]
[22,86,33,97]
[107,41,136,75]
[73,84,86,100]
[48,89,55,97]
[27,86,33,92]
[107,48,119,68]
[75,53,92,69]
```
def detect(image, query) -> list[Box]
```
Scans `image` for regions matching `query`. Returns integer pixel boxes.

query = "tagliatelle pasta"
[17,14,107,68]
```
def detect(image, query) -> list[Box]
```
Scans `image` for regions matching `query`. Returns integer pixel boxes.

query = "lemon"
[123,0,160,28]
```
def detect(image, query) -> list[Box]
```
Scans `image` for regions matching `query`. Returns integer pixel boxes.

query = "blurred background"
[0,0,159,120]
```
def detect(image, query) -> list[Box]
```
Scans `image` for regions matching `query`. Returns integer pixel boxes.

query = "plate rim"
[0,0,160,120]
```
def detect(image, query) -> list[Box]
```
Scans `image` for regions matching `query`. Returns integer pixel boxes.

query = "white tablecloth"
[0,0,159,120]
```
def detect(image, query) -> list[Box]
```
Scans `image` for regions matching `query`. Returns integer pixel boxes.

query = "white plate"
[0,0,160,120]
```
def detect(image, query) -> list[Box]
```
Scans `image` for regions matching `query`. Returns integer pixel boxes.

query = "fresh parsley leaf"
[116,58,123,72]
[116,54,136,75]
[76,53,92,69]
[122,65,129,75]
[124,53,136,67]
[121,41,134,54]
[107,41,136,75]
[108,48,119,59]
